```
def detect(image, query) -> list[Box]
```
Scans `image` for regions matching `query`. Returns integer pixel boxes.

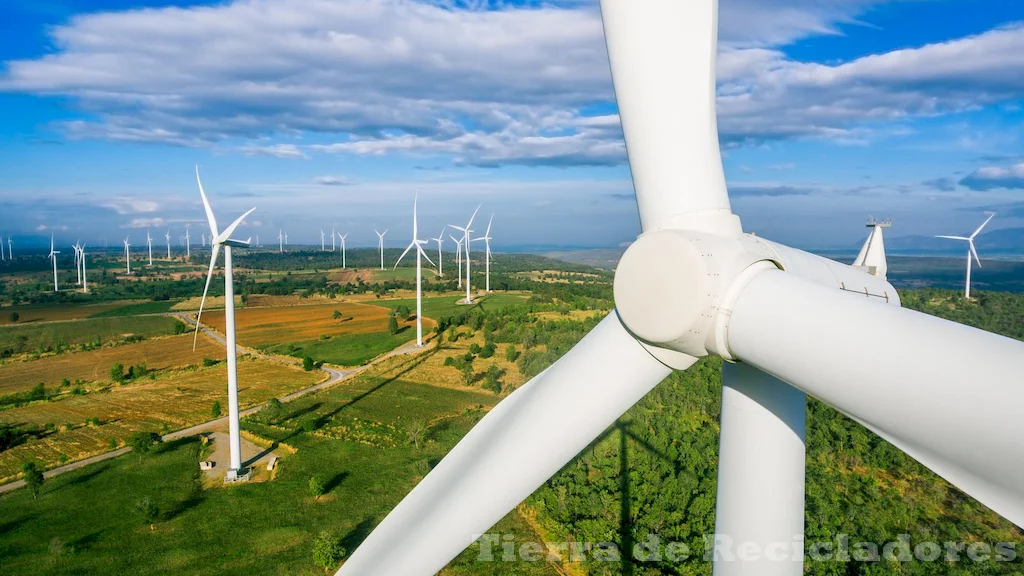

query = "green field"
[0,358,556,576]
[0,316,184,356]
[264,329,419,366]
[89,300,180,317]
[378,293,530,321]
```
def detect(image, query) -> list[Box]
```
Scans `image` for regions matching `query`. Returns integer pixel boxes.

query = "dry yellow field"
[171,295,243,311]
[513,270,604,283]
[202,301,403,348]
[0,333,226,395]
[0,302,130,325]
[246,294,333,307]
[0,356,321,481]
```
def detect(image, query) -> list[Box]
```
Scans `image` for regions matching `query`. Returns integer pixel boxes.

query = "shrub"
[406,419,427,449]
[128,431,162,462]
[480,342,496,359]
[58,453,68,464]
[387,314,400,335]
[483,365,503,394]
[21,462,44,499]
[309,474,326,499]
[332,309,342,320]
[303,356,315,371]
[60,378,71,388]
[461,364,474,386]
[505,345,519,363]
[110,363,124,383]
[312,530,345,571]
[211,401,222,418]
[469,343,481,354]
[135,497,159,526]
[202,358,219,367]
[9,312,19,323]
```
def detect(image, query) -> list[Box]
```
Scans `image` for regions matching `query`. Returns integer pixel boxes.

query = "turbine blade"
[338,312,677,575]
[393,242,415,269]
[970,212,996,239]
[466,205,481,230]
[193,244,221,352]
[969,240,982,268]
[216,207,256,244]
[935,235,969,241]
[485,214,493,236]
[416,243,435,267]
[728,268,1024,526]
[195,166,219,236]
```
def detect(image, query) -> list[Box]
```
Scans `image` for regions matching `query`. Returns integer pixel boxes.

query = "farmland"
[0,315,185,358]
[0,302,130,324]
[0,354,321,481]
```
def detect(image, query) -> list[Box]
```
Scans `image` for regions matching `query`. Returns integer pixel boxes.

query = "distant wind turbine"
[430,227,446,278]
[0,235,5,261]
[123,237,132,274]
[7,236,12,259]
[337,232,348,268]
[331,225,336,252]
[146,229,154,266]
[394,194,436,347]
[936,212,996,299]
[449,206,480,304]
[80,244,88,293]
[375,229,388,270]
[278,229,284,253]
[321,229,326,251]
[48,236,60,292]
[184,227,191,259]
[165,229,172,259]
[193,167,256,476]
[472,215,494,293]
[72,241,82,285]
[450,233,463,289]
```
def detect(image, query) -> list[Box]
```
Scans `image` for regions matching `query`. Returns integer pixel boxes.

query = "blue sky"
[1,0,1023,250]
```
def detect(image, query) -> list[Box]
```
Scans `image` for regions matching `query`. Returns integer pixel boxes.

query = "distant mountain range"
[884,227,1024,255]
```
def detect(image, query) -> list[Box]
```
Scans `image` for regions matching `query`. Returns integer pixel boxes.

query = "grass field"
[0,356,321,481]
[89,300,180,317]
[203,301,425,366]
[377,293,531,321]
[0,353,557,576]
[0,302,130,325]
[0,316,185,357]
[0,333,226,395]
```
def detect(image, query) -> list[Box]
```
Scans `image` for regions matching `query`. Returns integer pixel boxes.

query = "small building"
[199,461,215,470]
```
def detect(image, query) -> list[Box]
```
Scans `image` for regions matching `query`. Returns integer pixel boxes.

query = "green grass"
[89,300,179,318]
[0,357,557,576]
[264,329,417,366]
[0,316,184,355]
[379,293,530,321]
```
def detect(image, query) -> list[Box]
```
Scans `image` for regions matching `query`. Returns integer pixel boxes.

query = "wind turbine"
[278,229,284,253]
[192,167,255,476]
[123,237,131,275]
[0,235,5,261]
[331,225,336,252]
[72,241,82,285]
[47,236,59,292]
[7,236,11,259]
[256,233,259,248]
[320,229,326,251]
[936,213,995,299]
[165,230,172,259]
[146,230,154,266]
[430,227,446,278]
[394,194,436,347]
[450,233,463,289]
[337,232,348,268]
[472,215,493,293]
[80,244,88,293]
[284,232,288,245]
[338,1,1024,574]
[375,229,388,270]
[184,227,191,259]
[201,232,207,247]
[449,206,480,304]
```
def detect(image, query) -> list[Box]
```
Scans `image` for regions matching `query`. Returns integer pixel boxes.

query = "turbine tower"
[331,225,336,252]
[338,2,1024,574]
[852,217,891,278]
[449,206,480,304]
[193,167,256,477]
[375,229,388,270]
[320,229,326,251]
[936,213,995,299]
[472,215,493,293]
[394,194,435,347]
[184,227,191,259]
[430,227,446,278]
[72,241,82,285]
[278,229,284,253]
[47,236,59,292]
[450,234,463,289]
[80,244,88,293]
[201,232,206,247]
[0,235,5,261]
[7,236,12,259]
[146,230,154,266]
[123,237,131,275]
[337,232,348,268]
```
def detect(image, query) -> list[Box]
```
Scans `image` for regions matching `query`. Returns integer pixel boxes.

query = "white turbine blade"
[195,166,220,236]
[728,269,1024,526]
[465,205,480,230]
[970,212,996,239]
[484,214,493,236]
[935,235,969,241]
[448,225,467,234]
[193,244,221,351]
[969,240,982,268]
[393,242,415,269]
[600,0,735,233]
[416,243,435,267]
[449,234,461,244]
[215,207,256,244]
[338,312,678,575]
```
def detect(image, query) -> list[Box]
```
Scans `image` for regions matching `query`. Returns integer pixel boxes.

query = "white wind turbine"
[80,244,88,293]
[256,233,259,248]
[338,2,1024,574]
[375,229,388,270]
[394,195,436,346]
[47,236,59,292]
[72,241,82,285]
[0,235,5,261]
[123,237,131,275]
[320,229,326,251]
[430,227,446,278]
[146,230,153,266]
[192,167,256,476]
[7,236,12,259]
[165,230,171,259]
[471,215,493,293]
[278,229,284,253]
[449,206,480,304]
[449,233,463,289]
[331,225,336,252]
[337,232,348,268]
[284,232,288,245]
[935,213,995,299]
[184,227,191,259]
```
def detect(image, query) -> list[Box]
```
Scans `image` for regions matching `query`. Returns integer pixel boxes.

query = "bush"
[461,364,474,386]
[135,497,159,526]
[312,530,345,571]
[309,474,326,499]
[264,398,283,421]
[110,363,124,383]
[505,345,519,363]
[128,431,162,462]
[303,356,315,371]
[406,419,427,449]
[21,462,44,499]
[483,365,503,394]
[202,358,219,367]
[9,312,19,323]
[211,400,222,418]
[480,341,496,359]
[332,309,342,320]
[387,314,400,335]
[60,378,71,388]
[469,343,481,354]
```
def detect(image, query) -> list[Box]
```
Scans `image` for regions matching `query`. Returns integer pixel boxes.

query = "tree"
[461,363,474,386]
[135,497,159,528]
[406,419,427,449]
[483,365,502,394]
[9,312,19,323]
[21,462,44,499]
[309,474,326,500]
[395,304,411,318]
[303,356,315,371]
[332,309,342,320]
[387,314,400,335]
[128,431,161,462]
[211,400,222,418]
[312,530,345,572]
[110,363,124,383]
[264,398,283,422]
[505,345,519,363]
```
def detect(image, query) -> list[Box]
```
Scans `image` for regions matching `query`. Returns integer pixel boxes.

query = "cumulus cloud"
[101,198,160,214]
[313,175,355,186]
[1,0,1022,166]
[126,218,167,228]
[960,163,1024,191]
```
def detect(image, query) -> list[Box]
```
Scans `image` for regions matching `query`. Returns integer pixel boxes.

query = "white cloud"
[313,175,355,186]
[1,0,1022,166]
[101,198,160,214]
[960,162,1024,190]
[126,217,167,228]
